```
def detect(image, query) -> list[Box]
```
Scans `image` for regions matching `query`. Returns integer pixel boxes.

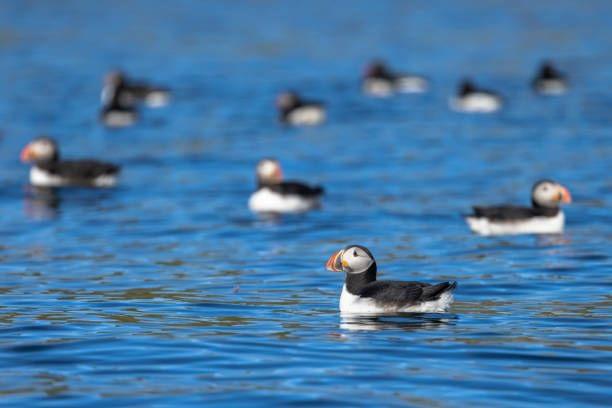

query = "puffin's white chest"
[363,76,428,97]
[248,188,319,213]
[339,285,454,314]
[30,167,65,187]
[339,285,379,313]
[466,211,565,236]
[103,110,137,128]
[535,79,567,95]
[362,79,394,97]
[450,93,502,113]
[286,106,326,126]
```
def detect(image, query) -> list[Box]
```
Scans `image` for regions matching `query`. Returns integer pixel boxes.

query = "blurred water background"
[0,0,611,406]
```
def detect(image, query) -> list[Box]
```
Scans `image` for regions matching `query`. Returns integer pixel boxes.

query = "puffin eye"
[353,250,358,257]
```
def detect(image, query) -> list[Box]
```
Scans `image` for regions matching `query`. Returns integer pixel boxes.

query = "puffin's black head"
[105,70,127,88]
[20,137,59,163]
[325,245,376,274]
[459,79,476,96]
[276,91,300,110]
[531,179,572,208]
[539,61,557,78]
[365,60,389,77]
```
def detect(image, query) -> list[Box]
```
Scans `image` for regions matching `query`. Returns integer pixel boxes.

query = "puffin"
[532,61,568,95]
[465,180,572,235]
[101,70,170,108]
[362,60,428,97]
[20,137,120,187]
[248,158,324,213]
[449,79,503,113]
[276,91,326,126]
[326,245,457,314]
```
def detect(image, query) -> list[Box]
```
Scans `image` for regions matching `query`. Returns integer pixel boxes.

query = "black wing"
[298,100,324,109]
[101,104,137,115]
[366,65,396,81]
[371,71,395,81]
[359,280,456,307]
[126,83,169,98]
[471,205,536,221]
[44,160,120,179]
[359,281,425,307]
[270,181,324,197]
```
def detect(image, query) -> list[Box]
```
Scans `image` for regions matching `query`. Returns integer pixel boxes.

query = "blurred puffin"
[449,79,502,113]
[362,60,428,97]
[532,61,568,95]
[465,180,572,235]
[99,72,140,127]
[326,245,457,314]
[20,137,120,187]
[276,91,326,126]
[101,70,170,108]
[248,158,323,213]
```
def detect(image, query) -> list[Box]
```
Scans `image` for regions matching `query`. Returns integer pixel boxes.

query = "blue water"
[1,1,611,406]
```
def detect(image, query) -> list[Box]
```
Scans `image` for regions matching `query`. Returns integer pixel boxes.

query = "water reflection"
[535,234,572,247]
[252,211,322,225]
[24,186,61,220]
[340,313,457,332]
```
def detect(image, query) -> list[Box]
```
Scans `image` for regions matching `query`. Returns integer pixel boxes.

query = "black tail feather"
[422,281,457,301]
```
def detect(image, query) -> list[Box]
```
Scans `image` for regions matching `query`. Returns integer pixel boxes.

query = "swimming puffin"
[326,245,457,314]
[276,91,326,126]
[20,137,120,187]
[362,60,428,97]
[449,79,503,113]
[101,70,170,108]
[465,180,572,235]
[248,158,324,213]
[99,72,139,127]
[532,61,568,95]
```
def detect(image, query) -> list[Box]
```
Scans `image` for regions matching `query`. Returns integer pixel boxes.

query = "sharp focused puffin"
[326,245,457,314]
[102,70,171,108]
[276,91,326,126]
[362,60,428,97]
[532,61,568,95]
[449,79,503,113]
[466,180,572,235]
[248,158,323,213]
[20,137,120,187]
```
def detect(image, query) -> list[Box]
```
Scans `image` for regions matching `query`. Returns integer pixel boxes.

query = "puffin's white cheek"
[33,144,52,158]
[535,189,555,204]
[348,257,372,272]
[259,162,277,178]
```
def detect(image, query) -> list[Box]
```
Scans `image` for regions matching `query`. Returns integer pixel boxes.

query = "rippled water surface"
[1,1,611,406]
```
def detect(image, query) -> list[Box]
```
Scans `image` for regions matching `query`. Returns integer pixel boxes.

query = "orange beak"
[274,167,283,181]
[325,249,344,272]
[20,144,33,162]
[559,186,572,203]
